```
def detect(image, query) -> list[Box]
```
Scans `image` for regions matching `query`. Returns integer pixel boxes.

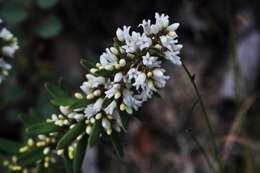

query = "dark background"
[1,0,260,172]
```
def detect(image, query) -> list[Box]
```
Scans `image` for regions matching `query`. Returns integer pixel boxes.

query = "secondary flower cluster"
[50,13,182,136]
[0,19,19,84]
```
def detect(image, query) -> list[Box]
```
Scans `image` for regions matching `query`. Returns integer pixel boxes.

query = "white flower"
[104,100,117,115]
[164,51,182,65]
[100,48,118,68]
[139,19,152,34]
[84,98,104,118]
[86,74,105,88]
[113,72,123,83]
[160,35,178,51]
[167,23,180,32]
[142,52,161,68]
[2,43,19,58]
[0,28,13,41]
[105,83,120,98]
[152,68,170,88]
[0,59,12,70]
[127,68,146,90]
[80,81,92,95]
[116,26,130,42]
[150,13,169,34]
[155,12,169,28]
[122,89,142,111]
[122,32,152,53]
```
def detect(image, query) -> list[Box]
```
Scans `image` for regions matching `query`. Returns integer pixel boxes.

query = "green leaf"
[26,122,61,135]
[34,161,45,173]
[95,69,116,77]
[19,110,44,127]
[50,97,77,107]
[36,15,62,39]
[45,82,77,106]
[45,82,67,98]
[88,121,102,148]
[62,152,73,173]
[18,147,44,166]
[57,122,85,150]
[110,133,124,159]
[0,2,27,25]
[36,0,59,9]
[70,99,95,110]
[73,135,88,173]
[118,111,131,131]
[80,59,96,71]
[0,138,21,154]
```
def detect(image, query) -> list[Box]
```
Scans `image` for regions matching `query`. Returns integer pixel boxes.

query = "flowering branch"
[0,19,19,84]
[1,13,184,173]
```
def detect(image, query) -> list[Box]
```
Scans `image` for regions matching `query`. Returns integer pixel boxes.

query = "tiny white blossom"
[84,98,104,118]
[0,28,13,41]
[104,100,117,115]
[152,68,170,88]
[142,52,161,68]
[105,83,120,98]
[116,26,130,42]
[100,48,118,68]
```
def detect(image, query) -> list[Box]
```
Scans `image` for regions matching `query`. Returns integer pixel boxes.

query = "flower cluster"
[50,13,182,136]
[0,19,19,84]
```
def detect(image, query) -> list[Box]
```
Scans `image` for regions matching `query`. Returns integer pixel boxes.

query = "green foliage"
[0,2,27,25]
[26,122,61,135]
[17,147,44,166]
[62,152,73,173]
[36,15,62,39]
[57,121,85,150]
[73,135,88,173]
[45,82,78,106]
[0,138,21,154]
[110,133,124,159]
[36,0,59,10]
[88,121,102,148]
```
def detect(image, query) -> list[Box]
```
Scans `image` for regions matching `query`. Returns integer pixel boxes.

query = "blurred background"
[1,0,260,172]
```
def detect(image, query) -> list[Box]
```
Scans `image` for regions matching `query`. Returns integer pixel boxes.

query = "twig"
[182,62,224,173]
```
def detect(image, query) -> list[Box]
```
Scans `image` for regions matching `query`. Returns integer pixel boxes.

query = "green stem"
[182,63,224,173]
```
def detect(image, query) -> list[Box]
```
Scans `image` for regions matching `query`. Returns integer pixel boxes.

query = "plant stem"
[182,62,224,173]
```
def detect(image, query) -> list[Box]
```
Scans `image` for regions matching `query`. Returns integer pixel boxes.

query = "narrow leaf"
[50,97,77,107]
[0,138,21,154]
[34,161,45,173]
[57,122,85,149]
[110,133,124,159]
[80,59,95,71]
[73,135,88,173]
[45,82,67,98]
[18,147,44,166]
[70,99,95,110]
[63,152,73,173]
[26,122,61,135]
[88,121,102,148]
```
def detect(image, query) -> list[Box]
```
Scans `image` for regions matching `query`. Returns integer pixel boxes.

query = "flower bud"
[114,91,121,99]
[90,117,96,124]
[110,47,119,55]
[105,64,114,71]
[106,128,112,135]
[90,68,98,73]
[59,106,70,115]
[95,113,102,120]
[86,125,92,135]
[87,93,94,100]
[102,118,111,130]
[147,71,153,77]
[119,59,126,67]
[74,92,83,99]
[93,90,101,97]
[120,103,126,111]
[43,147,50,155]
